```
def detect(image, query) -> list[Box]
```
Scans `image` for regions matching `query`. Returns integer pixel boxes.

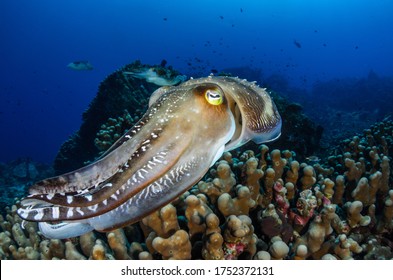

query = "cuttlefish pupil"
[205,89,224,106]
[16,76,282,239]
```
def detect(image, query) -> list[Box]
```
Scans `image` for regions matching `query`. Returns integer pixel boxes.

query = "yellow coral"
[107,229,131,260]
[243,157,264,203]
[141,203,179,238]
[152,230,192,260]
[345,201,371,228]
[198,161,236,203]
[285,160,300,185]
[185,194,213,239]
[300,165,316,190]
[218,185,256,217]
[270,149,287,181]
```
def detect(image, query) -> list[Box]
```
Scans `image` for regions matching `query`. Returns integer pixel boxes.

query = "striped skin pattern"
[17,76,282,239]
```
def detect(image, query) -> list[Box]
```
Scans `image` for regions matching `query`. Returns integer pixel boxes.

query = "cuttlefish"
[17,76,282,239]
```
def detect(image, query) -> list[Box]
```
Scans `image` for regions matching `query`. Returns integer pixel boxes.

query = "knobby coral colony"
[1,85,393,260]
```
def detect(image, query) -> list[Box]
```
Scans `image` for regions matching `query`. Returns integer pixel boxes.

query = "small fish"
[67,61,93,71]
[306,156,320,163]
[123,68,187,86]
[293,40,302,48]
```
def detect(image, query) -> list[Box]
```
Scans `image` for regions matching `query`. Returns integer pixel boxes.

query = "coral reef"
[1,118,392,260]
[241,91,324,163]
[0,159,53,212]
[94,110,136,153]
[300,71,393,150]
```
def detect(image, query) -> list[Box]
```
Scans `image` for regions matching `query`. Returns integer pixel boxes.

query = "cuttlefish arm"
[17,76,281,239]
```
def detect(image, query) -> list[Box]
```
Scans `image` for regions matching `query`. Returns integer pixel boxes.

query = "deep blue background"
[1,0,392,163]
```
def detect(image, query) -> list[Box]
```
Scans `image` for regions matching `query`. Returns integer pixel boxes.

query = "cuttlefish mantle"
[17,76,282,239]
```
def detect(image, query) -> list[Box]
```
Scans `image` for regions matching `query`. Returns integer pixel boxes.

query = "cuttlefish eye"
[205,89,223,105]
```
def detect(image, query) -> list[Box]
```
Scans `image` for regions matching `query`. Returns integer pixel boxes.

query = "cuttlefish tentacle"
[17,76,281,239]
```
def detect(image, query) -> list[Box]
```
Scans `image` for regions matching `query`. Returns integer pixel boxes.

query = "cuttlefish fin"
[148,86,172,107]
[211,145,225,167]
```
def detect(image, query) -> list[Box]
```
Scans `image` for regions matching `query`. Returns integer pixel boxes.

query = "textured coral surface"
[1,119,392,260]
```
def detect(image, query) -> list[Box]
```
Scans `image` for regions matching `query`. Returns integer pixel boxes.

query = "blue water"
[1,0,393,164]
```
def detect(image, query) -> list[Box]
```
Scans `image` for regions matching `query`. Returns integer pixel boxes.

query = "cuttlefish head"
[17,76,281,239]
